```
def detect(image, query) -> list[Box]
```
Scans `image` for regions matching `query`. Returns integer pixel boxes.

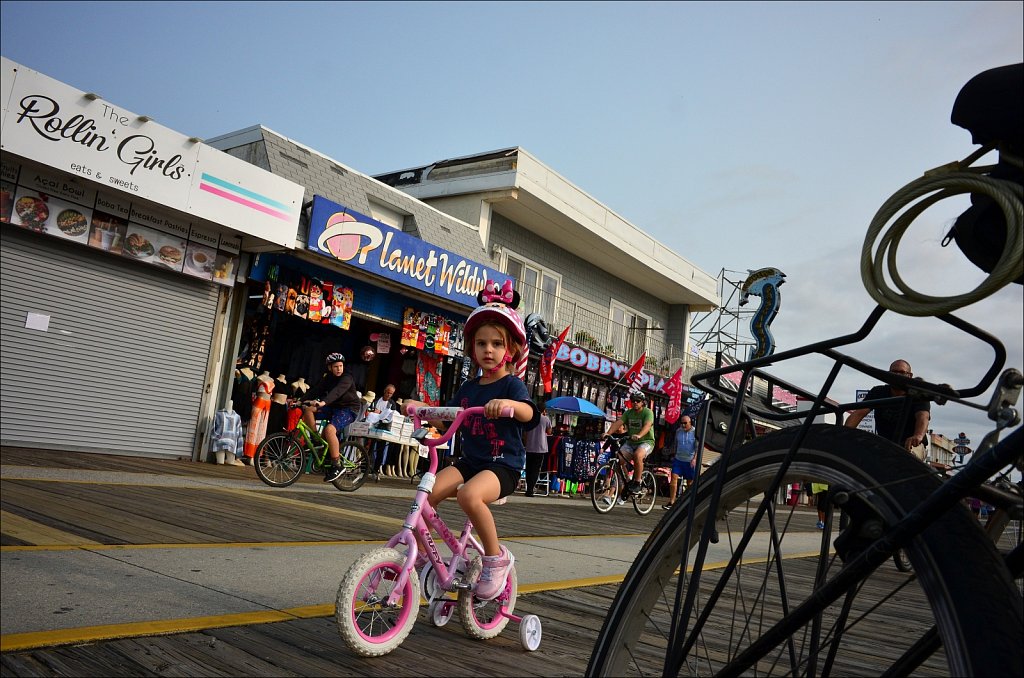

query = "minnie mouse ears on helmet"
[477,279,520,309]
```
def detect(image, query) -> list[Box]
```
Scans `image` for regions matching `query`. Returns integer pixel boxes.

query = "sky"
[2,1,1022,453]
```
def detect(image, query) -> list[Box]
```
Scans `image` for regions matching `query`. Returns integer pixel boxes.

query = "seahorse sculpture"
[739,267,786,360]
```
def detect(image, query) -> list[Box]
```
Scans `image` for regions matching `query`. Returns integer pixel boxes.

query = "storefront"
[228,194,494,430]
[0,58,303,459]
[521,337,706,488]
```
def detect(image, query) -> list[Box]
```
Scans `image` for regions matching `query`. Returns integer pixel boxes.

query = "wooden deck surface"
[0,446,985,676]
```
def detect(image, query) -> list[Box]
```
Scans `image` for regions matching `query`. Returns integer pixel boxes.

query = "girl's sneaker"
[475,546,514,600]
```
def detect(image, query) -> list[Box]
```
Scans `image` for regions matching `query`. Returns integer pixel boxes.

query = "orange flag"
[541,325,571,394]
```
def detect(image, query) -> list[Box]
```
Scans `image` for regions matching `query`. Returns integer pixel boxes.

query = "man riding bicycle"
[606,392,655,495]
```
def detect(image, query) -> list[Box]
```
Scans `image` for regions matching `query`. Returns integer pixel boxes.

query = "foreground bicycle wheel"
[591,463,620,514]
[253,432,305,487]
[332,441,369,492]
[589,424,1023,676]
[337,547,420,656]
[459,558,518,639]
[632,469,657,515]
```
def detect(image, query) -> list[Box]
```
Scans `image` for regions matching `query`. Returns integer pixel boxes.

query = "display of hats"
[361,391,376,403]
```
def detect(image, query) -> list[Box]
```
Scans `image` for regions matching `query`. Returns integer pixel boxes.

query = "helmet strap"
[481,353,513,377]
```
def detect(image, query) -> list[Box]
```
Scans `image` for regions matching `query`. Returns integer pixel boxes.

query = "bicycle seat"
[947,63,1023,284]
[951,62,1022,152]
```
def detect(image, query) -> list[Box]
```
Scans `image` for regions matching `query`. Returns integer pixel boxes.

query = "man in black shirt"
[844,359,930,450]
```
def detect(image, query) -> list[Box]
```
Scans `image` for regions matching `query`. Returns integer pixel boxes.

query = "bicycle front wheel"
[332,440,369,492]
[336,547,420,656]
[589,424,1023,677]
[591,463,621,513]
[632,469,657,515]
[253,432,305,487]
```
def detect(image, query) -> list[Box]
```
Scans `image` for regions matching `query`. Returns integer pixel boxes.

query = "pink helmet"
[463,279,528,379]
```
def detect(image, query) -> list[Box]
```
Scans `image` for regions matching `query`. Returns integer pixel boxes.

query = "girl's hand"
[484,399,515,418]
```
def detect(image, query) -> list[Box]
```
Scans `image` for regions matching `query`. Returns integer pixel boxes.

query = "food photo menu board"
[1,158,240,287]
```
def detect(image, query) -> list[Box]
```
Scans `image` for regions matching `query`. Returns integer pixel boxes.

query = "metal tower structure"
[689,269,758,363]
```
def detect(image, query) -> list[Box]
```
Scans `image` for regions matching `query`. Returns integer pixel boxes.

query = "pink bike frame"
[381,406,499,604]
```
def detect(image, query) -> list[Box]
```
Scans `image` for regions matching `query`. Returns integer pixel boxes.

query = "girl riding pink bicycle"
[336,280,543,656]
[404,279,540,600]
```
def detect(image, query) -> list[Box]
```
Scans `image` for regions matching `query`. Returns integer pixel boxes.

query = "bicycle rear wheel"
[588,424,1023,676]
[253,432,305,487]
[591,463,620,513]
[332,440,369,492]
[459,558,517,639]
[632,469,657,515]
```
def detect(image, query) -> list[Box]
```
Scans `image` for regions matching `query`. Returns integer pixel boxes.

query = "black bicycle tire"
[632,470,657,515]
[588,424,1023,677]
[591,463,620,514]
[332,441,369,492]
[253,432,306,488]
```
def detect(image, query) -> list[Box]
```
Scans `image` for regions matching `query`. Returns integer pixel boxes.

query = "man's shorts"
[618,440,653,461]
[453,459,521,499]
[314,406,356,433]
[672,456,697,481]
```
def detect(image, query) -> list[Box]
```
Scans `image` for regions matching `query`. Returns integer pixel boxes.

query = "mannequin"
[212,399,245,465]
[291,377,309,400]
[275,374,288,389]
[239,367,255,381]
[243,374,275,459]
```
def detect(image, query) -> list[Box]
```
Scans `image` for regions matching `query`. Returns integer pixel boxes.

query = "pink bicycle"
[336,405,543,656]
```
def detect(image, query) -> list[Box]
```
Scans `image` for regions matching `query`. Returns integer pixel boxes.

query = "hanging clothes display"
[416,352,442,406]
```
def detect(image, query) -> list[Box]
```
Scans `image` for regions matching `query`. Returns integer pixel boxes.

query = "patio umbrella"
[545,396,608,419]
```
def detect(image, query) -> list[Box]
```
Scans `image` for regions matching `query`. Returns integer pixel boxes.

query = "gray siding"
[217,129,492,266]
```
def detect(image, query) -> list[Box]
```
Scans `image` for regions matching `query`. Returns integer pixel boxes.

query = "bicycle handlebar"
[407,405,516,450]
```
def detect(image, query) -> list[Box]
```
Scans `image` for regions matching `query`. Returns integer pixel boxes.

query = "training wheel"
[519,614,542,651]
[429,599,455,627]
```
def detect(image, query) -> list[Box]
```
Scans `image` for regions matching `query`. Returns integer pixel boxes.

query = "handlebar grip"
[500,406,515,418]
[408,406,464,421]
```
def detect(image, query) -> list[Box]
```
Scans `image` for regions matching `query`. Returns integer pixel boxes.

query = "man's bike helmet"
[325,352,346,367]
[463,279,528,379]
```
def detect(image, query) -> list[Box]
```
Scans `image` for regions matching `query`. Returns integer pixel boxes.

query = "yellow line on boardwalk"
[0,604,334,653]
[0,510,101,546]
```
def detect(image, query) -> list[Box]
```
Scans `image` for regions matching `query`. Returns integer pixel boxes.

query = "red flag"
[622,352,647,392]
[663,368,684,424]
[540,325,571,394]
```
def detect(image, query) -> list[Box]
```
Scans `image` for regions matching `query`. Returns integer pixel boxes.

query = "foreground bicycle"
[336,406,542,656]
[589,64,1023,676]
[252,401,369,492]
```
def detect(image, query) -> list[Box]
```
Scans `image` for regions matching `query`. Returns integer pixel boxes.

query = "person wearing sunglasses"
[844,359,931,451]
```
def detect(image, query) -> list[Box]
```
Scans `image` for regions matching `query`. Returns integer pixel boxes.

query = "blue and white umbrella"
[545,396,608,419]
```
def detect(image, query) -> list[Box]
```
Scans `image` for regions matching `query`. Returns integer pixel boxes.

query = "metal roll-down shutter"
[1,227,219,458]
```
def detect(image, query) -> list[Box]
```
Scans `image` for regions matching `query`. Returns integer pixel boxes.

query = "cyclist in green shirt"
[606,392,655,494]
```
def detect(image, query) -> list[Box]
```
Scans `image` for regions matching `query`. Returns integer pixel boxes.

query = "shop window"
[504,252,560,321]
[609,301,651,362]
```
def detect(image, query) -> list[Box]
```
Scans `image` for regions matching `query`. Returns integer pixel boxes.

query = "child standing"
[405,280,539,600]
